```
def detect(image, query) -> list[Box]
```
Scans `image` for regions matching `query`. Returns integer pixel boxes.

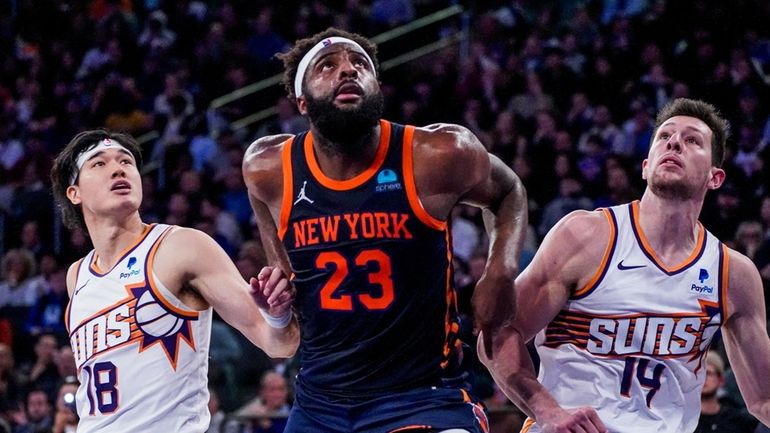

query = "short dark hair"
[276,27,379,101]
[653,98,730,167]
[50,130,143,231]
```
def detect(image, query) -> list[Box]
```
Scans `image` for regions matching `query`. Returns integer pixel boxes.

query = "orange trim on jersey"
[574,208,617,297]
[278,137,295,240]
[402,124,446,230]
[440,229,456,369]
[64,258,85,334]
[145,227,199,319]
[720,243,729,320]
[631,201,705,273]
[521,417,535,433]
[304,119,391,190]
[460,388,472,402]
[388,425,432,432]
[90,224,154,275]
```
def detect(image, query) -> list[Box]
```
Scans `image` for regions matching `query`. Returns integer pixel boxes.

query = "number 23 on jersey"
[316,249,394,311]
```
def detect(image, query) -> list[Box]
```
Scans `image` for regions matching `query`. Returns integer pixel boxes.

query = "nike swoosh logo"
[74,280,89,295]
[617,260,646,271]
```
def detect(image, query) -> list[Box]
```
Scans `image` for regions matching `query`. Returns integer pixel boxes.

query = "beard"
[648,169,700,201]
[305,88,384,154]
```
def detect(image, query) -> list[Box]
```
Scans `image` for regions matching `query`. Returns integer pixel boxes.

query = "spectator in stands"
[234,372,290,433]
[14,388,53,433]
[0,344,24,406]
[19,334,59,401]
[0,249,45,309]
[694,352,756,433]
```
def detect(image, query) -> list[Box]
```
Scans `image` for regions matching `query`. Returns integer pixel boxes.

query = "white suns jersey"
[522,201,728,433]
[66,224,213,433]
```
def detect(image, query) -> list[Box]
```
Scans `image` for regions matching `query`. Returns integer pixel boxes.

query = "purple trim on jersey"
[573,208,619,300]
[717,242,727,321]
[628,203,707,276]
[88,224,157,277]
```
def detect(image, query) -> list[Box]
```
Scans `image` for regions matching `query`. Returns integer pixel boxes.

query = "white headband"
[293,37,375,98]
[70,138,133,185]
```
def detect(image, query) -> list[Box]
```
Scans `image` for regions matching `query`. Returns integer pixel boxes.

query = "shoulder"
[159,226,215,251]
[411,123,489,188]
[548,209,613,252]
[725,247,761,289]
[530,209,613,275]
[412,123,485,157]
[724,247,763,315]
[243,134,294,170]
[65,260,81,297]
[243,134,294,201]
[154,227,228,275]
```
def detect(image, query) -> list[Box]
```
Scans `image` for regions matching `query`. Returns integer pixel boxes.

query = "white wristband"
[259,308,293,329]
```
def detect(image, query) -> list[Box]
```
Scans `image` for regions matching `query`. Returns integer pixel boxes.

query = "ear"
[66,185,81,205]
[641,159,649,180]
[707,167,726,190]
[296,96,307,115]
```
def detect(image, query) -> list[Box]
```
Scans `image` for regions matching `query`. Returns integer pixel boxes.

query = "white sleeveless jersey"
[65,224,213,433]
[522,201,728,433]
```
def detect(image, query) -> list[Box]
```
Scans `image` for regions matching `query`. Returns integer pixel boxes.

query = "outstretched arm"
[479,210,609,433]
[722,249,770,424]
[155,228,299,358]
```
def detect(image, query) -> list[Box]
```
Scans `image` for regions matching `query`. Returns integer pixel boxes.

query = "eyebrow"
[86,148,134,162]
[658,122,707,136]
[313,47,369,68]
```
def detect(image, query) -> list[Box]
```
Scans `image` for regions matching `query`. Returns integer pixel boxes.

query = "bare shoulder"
[413,123,484,155]
[153,227,224,277]
[159,226,213,252]
[547,209,612,255]
[243,134,294,170]
[725,247,764,317]
[527,209,614,284]
[243,134,293,203]
[412,123,488,191]
[66,261,80,296]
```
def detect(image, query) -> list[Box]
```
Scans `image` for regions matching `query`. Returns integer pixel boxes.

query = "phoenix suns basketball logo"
[69,281,198,371]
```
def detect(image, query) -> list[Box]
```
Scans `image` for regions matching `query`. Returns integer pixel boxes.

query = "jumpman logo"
[294,181,314,205]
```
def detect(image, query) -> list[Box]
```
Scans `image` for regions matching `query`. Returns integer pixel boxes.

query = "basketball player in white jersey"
[477,98,770,433]
[49,130,299,433]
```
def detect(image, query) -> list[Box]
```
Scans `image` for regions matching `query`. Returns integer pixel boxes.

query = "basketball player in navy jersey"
[478,99,770,433]
[50,130,299,433]
[243,28,527,433]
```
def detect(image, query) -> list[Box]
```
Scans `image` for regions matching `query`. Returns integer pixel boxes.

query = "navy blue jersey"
[279,120,463,396]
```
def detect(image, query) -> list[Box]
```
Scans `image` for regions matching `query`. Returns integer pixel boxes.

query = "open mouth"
[660,156,682,167]
[111,180,131,191]
[335,82,363,98]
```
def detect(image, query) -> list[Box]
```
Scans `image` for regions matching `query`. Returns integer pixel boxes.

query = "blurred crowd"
[2,0,770,432]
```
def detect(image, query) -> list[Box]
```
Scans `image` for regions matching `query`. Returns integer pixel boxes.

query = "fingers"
[543,407,607,433]
[253,266,295,309]
[267,278,289,305]
[584,408,608,433]
[257,266,273,282]
[572,408,606,433]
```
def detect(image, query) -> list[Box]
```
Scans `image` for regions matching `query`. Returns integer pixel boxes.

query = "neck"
[700,395,721,415]
[310,123,380,180]
[84,212,146,269]
[637,189,703,262]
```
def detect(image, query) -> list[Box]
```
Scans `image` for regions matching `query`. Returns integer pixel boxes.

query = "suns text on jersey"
[70,302,136,369]
[585,313,721,357]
